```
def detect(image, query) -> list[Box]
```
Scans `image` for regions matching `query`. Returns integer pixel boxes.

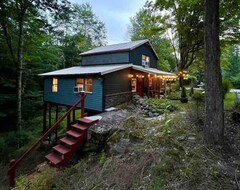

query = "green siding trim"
[44,76,103,112]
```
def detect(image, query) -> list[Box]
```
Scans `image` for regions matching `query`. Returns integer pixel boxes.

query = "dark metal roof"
[80,39,158,59]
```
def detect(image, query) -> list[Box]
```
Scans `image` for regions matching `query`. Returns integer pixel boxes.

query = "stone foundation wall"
[105,92,132,109]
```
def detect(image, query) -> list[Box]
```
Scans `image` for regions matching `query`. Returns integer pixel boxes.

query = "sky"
[70,0,148,45]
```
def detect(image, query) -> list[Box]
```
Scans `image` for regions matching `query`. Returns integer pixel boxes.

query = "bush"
[189,87,194,97]
[171,82,180,91]
[222,79,233,99]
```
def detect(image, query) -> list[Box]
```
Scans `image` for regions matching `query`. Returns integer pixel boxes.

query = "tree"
[154,0,204,87]
[55,3,106,67]
[128,2,176,72]
[222,45,240,88]
[204,0,224,144]
[0,0,70,130]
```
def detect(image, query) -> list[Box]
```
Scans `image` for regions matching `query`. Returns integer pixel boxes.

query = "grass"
[224,92,237,110]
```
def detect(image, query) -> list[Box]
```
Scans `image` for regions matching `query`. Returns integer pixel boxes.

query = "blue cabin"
[39,39,176,113]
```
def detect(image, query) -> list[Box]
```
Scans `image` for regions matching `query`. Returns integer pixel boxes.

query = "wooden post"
[48,103,51,143]
[159,78,162,97]
[8,159,16,188]
[147,75,149,98]
[72,109,75,122]
[67,107,71,130]
[55,105,58,141]
[42,102,47,135]
[81,92,85,118]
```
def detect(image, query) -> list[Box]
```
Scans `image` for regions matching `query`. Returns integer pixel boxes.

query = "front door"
[137,77,143,97]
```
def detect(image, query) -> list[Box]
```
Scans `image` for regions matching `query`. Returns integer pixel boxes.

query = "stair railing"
[8,92,87,188]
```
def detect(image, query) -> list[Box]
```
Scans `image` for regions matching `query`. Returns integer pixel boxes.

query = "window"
[76,78,84,91]
[52,77,58,92]
[76,78,93,93]
[85,78,93,93]
[142,55,150,67]
[131,78,137,92]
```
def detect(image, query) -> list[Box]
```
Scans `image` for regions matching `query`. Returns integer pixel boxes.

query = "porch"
[130,66,177,98]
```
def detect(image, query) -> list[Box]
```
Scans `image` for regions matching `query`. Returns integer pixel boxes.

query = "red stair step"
[72,123,88,131]
[45,152,62,166]
[66,130,83,138]
[60,137,77,146]
[53,144,70,155]
[77,118,95,125]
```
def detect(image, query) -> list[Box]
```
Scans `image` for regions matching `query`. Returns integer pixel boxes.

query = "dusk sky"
[70,0,148,44]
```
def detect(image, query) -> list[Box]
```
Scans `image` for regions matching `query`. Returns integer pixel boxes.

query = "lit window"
[85,78,93,93]
[52,77,58,92]
[76,78,84,91]
[131,78,137,92]
[142,55,150,67]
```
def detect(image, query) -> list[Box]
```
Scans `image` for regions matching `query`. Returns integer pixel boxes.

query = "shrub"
[192,91,204,120]
[189,87,194,97]
[171,82,180,91]
[222,79,233,99]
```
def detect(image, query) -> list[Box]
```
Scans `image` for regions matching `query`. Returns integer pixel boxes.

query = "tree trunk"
[204,0,224,144]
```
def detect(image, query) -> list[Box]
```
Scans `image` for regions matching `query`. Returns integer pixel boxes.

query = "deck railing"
[8,92,87,188]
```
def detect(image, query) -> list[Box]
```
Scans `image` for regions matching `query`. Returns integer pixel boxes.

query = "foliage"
[192,90,204,120]
[222,79,233,99]
[13,166,58,190]
[224,92,237,110]
[154,0,204,72]
[98,151,107,166]
[189,87,194,97]
[0,1,106,132]
[222,45,240,88]
[58,3,106,67]
[128,1,176,72]
[146,98,178,112]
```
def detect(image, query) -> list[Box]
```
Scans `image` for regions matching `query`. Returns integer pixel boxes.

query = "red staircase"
[45,117,97,167]
[7,92,99,188]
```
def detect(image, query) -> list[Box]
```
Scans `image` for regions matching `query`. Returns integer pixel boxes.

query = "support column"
[147,74,149,98]
[67,107,71,130]
[42,101,47,135]
[72,109,75,122]
[55,105,58,141]
[48,103,52,143]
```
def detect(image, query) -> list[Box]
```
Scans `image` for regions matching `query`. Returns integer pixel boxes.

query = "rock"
[177,136,186,141]
[188,137,196,141]
[109,138,135,155]
[154,113,159,117]
[148,112,154,117]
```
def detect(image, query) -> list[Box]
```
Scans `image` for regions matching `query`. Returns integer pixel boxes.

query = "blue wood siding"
[44,76,103,112]
[82,52,129,66]
[129,44,158,68]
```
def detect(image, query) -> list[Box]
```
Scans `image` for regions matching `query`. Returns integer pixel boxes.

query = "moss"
[129,128,145,141]
[107,130,123,144]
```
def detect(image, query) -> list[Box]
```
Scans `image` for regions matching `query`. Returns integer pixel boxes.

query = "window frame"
[84,78,93,93]
[131,78,137,92]
[75,77,93,94]
[142,55,150,67]
[52,77,58,93]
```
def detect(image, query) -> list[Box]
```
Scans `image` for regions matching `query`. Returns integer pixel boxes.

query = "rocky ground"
[9,97,240,190]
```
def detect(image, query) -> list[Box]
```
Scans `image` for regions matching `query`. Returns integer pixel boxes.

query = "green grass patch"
[224,92,237,110]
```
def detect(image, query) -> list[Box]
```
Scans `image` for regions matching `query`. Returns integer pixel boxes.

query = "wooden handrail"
[8,92,87,187]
